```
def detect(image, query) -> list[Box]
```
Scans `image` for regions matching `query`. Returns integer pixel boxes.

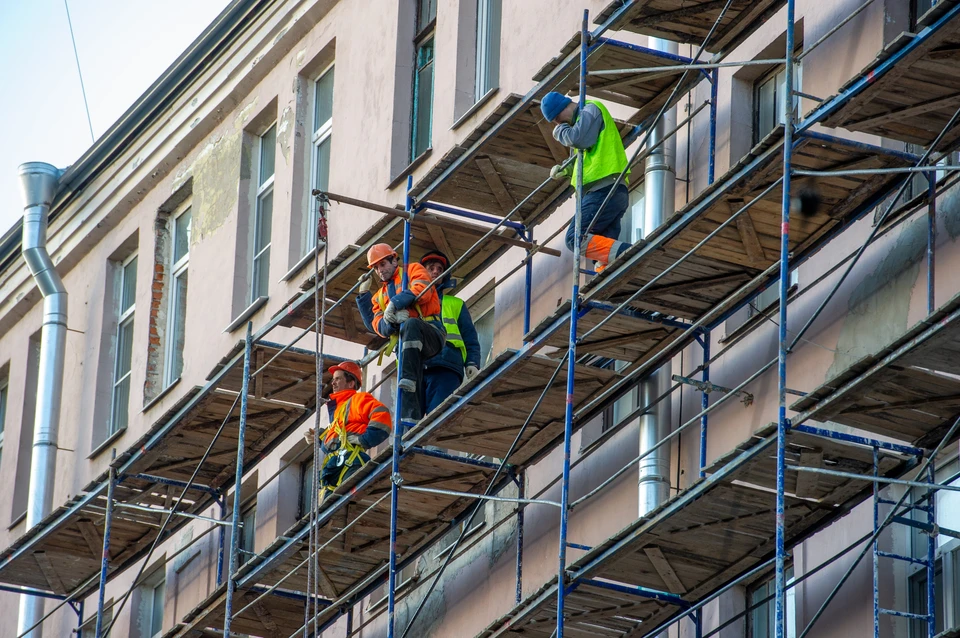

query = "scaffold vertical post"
[776,1,797,636]
[524,230,533,334]
[346,606,354,637]
[387,175,414,638]
[75,600,84,635]
[708,68,718,185]
[699,334,710,477]
[926,461,936,638]
[222,322,253,638]
[94,459,116,638]
[927,171,936,315]
[216,495,226,586]
[872,445,880,638]
[516,471,525,604]
[556,12,588,638]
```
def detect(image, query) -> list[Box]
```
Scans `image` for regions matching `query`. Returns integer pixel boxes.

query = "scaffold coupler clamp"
[392,472,404,486]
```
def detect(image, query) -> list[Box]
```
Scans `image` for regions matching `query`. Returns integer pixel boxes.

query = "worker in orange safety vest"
[304,361,391,498]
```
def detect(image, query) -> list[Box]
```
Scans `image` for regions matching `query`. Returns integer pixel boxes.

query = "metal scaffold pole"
[387,175,414,638]
[94,460,116,637]
[556,11,588,638]
[222,322,253,638]
[776,0,797,636]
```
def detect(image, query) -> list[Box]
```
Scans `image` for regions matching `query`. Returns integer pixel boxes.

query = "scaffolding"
[4,0,960,637]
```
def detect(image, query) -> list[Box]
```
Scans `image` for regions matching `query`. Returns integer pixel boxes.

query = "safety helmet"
[328,361,363,387]
[366,243,397,268]
[419,250,449,269]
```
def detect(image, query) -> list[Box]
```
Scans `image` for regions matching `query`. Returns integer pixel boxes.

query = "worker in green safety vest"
[541,92,632,272]
[418,251,482,414]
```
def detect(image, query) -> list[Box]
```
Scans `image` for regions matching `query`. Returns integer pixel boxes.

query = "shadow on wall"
[827,183,960,378]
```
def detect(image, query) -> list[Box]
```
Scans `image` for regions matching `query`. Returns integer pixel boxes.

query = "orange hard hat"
[328,361,363,387]
[367,243,398,268]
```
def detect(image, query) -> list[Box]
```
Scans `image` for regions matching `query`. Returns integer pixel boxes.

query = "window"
[307,67,334,254]
[239,503,257,565]
[164,208,190,387]
[909,559,944,637]
[145,576,165,638]
[470,287,495,367]
[0,376,7,471]
[110,255,137,435]
[411,0,437,160]
[474,0,501,99]
[299,456,316,520]
[252,125,276,301]
[79,605,112,638]
[913,0,937,29]
[748,566,796,638]
[619,184,646,244]
[749,271,799,319]
[753,61,802,144]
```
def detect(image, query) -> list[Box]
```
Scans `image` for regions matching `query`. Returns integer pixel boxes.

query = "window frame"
[307,64,335,254]
[164,205,191,389]
[146,576,166,638]
[474,0,501,100]
[238,501,258,566]
[752,57,802,145]
[109,253,138,436]
[299,455,316,520]
[411,2,437,161]
[746,565,796,638]
[0,377,7,470]
[251,124,277,302]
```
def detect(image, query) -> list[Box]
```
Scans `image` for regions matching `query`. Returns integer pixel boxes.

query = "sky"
[0,0,233,236]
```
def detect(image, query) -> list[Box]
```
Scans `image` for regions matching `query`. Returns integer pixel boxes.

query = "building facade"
[0,0,958,637]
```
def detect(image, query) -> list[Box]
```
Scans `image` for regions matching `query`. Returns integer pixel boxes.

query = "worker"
[355,243,446,421]
[541,92,631,271]
[303,361,391,499]
[419,251,482,413]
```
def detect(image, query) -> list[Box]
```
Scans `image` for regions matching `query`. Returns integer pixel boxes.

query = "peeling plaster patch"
[273,27,288,46]
[192,131,242,242]
[190,117,201,129]
[190,97,198,107]
[295,47,307,67]
[827,217,925,377]
[131,156,143,171]
[234,96,260,129]
[278,105,295,162]
[173,166,193,194]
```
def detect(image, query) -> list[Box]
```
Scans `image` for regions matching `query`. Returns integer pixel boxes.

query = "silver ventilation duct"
[638,38,678,520]
[17,162,67,638]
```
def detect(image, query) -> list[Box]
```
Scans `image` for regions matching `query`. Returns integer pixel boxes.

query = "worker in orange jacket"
[361,243,446,422]
[304,361,392,496]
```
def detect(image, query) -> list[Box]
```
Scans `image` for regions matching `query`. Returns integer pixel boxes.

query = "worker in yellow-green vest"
[419,251,482,414]
[541,92,631,272]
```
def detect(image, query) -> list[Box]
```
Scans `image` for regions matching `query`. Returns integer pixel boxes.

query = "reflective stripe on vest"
[441,295,466,362]
[571,100,630,187]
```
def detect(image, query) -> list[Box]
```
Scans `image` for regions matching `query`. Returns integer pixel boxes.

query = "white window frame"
[474,0,501,100]
[307,65,334,254]
[252,125,276,301]
[747,565,796,638]
[753,59,802,144]
[164,205,191,388]
[109,254,137,436]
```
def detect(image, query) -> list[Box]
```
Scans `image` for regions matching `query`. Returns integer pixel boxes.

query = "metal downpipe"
[638,38,678,521]
[17,162,66,638]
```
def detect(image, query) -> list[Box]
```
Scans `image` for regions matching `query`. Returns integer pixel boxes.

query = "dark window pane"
[170,272,188,380]
[121,257,137,313]
[174,210,191,264]
[315,68,335,128]
[256,190,274,252]
[417,0,436,31]
[315,136,331,194]
[412,40,435,159]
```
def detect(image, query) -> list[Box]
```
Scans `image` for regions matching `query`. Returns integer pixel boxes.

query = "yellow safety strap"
[318,397,369,500]
[374,298,429,365]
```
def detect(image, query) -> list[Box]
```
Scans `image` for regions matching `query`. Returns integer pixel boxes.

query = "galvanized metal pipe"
[588,58,787,75]
[17,162,66,638]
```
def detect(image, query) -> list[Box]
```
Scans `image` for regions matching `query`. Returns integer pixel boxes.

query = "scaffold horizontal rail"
[532,35,699,124]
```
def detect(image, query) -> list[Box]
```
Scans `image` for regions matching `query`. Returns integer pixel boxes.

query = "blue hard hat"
[540,92,573,122]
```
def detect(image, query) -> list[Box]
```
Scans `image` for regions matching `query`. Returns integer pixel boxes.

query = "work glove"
[347,434,361,446]
[303,427,316,446]
[550,164,568,181]
[321,434,340,455]
[358,274,372,294]
[464,365,480,381]
[383,301,399,324]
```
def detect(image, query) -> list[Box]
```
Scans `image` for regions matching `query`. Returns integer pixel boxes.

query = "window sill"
[387,148,433,190]
[8,511,26,531]
[88,427,127,460]
[451,87,500,131]
[281,244,326,283]
[142,377,182,413]
[225,296,269,333]
[719,284,799,345]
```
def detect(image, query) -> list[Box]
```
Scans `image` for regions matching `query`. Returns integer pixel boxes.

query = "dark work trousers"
[423,367,462,415]
[398,318,446,420]
[564,183,630,251]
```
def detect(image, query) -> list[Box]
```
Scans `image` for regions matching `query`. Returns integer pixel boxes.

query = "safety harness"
[318,396,368,500]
